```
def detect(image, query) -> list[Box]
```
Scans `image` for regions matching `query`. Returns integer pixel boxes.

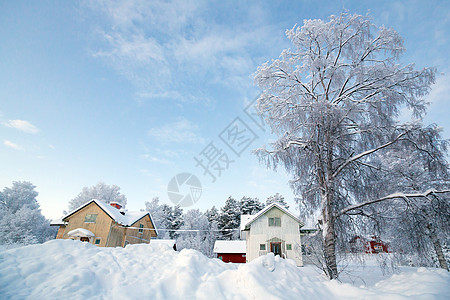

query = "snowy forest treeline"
[1,180,448,272]
[145,193,289,257]
[0,180,289,257]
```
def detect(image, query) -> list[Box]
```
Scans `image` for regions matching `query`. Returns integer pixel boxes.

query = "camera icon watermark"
[167,172,202,207]
[166,93,266,207]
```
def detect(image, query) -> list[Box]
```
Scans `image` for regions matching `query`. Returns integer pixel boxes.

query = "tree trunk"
[321,178,338,279]
[316,122,339,280]
[323,122,338,280]
[323,214,338,279]
[427,223,449,271]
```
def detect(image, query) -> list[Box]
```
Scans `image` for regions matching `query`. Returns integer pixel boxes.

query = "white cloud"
[4,120,40,134]
[95,32,166,65]
[135,90,213,107]
[148,118,204,144]
[83,0,281,104]
[3,140,25,151]
[139,154,174,165]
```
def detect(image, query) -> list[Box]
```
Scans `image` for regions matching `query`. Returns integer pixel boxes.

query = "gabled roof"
[62,199,158,235]
[240,215,255,231]
[242,203,304,230]
[213,240,246,254]
[50,218,65,226]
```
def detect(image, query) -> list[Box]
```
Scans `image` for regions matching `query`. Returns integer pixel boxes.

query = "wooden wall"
[123,215,157,246]
[55,225,65,239]
[246,206,303,266]
[58,203,157,248]
[61,202,113,247]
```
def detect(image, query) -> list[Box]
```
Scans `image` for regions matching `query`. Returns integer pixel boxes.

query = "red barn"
[350,236,389,253]
[213,240,246,263]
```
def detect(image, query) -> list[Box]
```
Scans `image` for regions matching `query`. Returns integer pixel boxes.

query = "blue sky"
[1,0,449,220]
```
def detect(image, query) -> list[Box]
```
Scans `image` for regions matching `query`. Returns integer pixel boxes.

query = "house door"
[270,242,282,257]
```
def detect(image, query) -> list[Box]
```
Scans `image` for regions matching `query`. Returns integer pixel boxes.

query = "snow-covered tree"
[205,206,220,223]
[170,205,184,239]
[0,181,39,213]
[266,193,289,209]
[68,182,127,212]
[218,196,240,240]
[0,181,56,246]
[177,209,217,257]
[144,197,168,239]
[362,149,450,270]
[158,204,175,236]
[144,198,184,239]
[240,196,264,215]
[254,12,447,279]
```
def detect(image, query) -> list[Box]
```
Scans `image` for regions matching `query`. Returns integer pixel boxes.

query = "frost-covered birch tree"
[359,148,450,270]
[254,12,448,279]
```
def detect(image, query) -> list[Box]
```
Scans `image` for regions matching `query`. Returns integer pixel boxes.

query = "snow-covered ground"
[0,240,448,300]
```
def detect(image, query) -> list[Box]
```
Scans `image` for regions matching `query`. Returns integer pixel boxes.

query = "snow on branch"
[337,189,450,217]
[332,131,408,178]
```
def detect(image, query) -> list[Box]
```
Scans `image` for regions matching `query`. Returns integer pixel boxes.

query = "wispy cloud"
[148,118,204,144]
[139,154,174,165]
[3,140,25,151]
[83,0,281,104]
[4,120,40,134]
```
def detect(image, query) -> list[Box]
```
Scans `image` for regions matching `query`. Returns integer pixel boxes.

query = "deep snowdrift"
[0,240,448,299]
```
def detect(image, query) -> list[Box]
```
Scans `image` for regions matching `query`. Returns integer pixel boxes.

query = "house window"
[260,244,266,250]
[139,224,144,233]
[84,214,98,223]
[95,238,101,245]
[268,217,281,227]
[286,244,292,250]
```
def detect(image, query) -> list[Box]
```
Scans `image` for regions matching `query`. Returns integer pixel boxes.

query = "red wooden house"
[349,236,389,253]
[213,240,246,263]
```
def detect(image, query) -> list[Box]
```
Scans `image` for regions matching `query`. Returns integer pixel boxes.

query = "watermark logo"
[166,93,266,207]
[219,117,258,157]
[194,142,234,182]
[167,172,202,207]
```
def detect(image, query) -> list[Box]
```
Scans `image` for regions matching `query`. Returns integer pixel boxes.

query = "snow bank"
[0,240,448,300]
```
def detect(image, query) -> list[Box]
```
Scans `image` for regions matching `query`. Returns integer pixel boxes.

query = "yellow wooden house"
[51,199,157,247]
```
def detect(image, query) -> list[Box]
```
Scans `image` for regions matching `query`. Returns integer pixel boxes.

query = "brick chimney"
[110,202,122,210]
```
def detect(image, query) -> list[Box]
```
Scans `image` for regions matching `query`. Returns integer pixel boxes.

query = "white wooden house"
[240,203,304,266]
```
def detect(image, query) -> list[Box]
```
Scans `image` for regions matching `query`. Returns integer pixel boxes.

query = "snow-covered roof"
[240,215,255,231]
[213,240,246,254]
[50,218,65,226]
[242,203,304,230]
[68,228,95,237]
[62,199,158,235]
